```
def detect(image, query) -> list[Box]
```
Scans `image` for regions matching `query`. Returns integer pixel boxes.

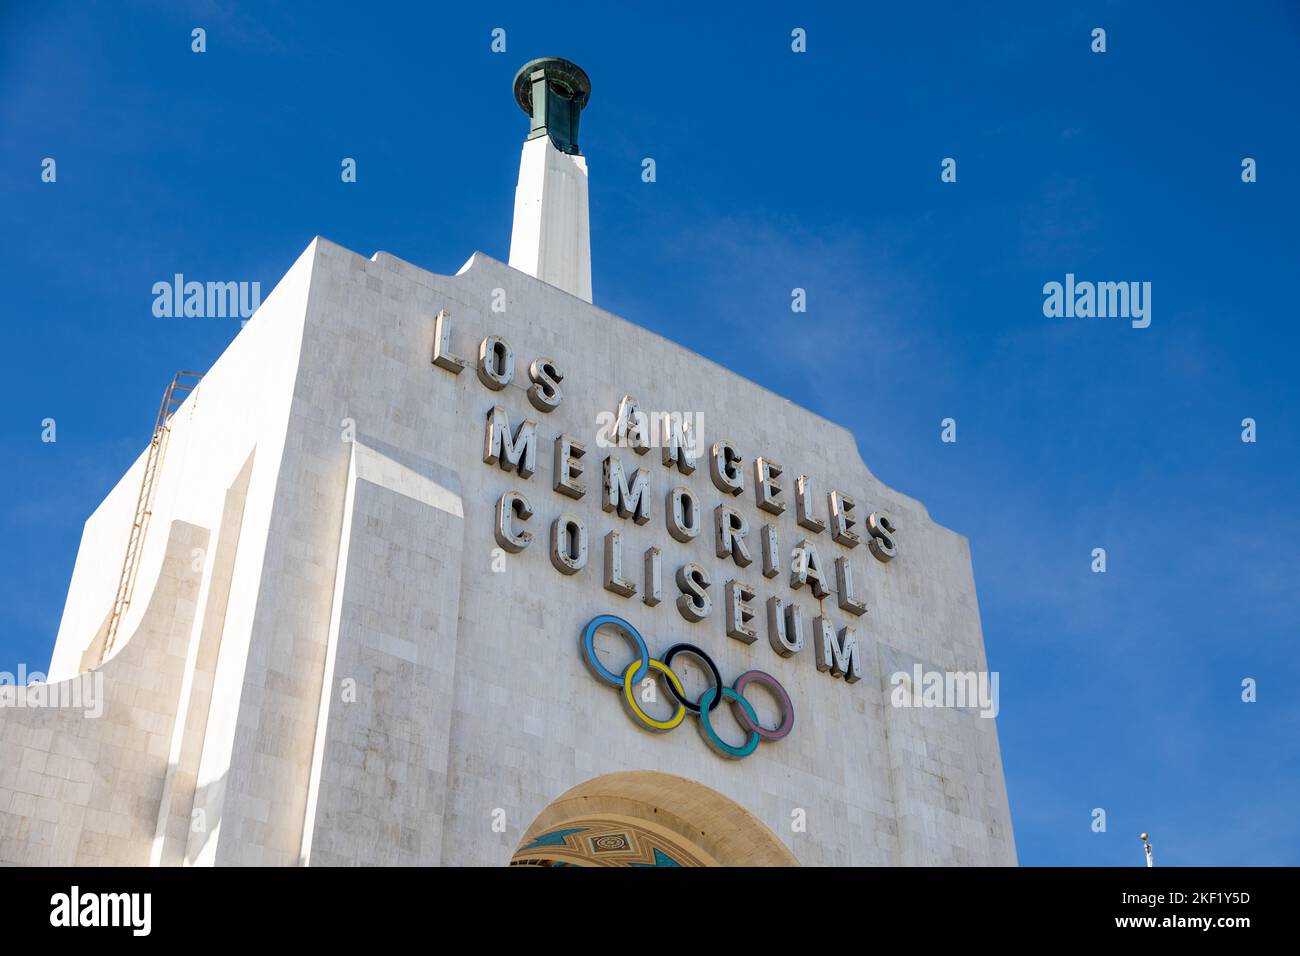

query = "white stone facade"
[0,237,1016,866]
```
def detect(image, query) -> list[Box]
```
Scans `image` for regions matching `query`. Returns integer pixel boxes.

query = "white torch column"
[508,134,592,302]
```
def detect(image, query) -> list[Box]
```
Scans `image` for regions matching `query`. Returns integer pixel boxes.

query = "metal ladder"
[100,371,204,664]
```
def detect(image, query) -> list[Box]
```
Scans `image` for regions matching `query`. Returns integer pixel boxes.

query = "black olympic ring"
[660,643,724,714]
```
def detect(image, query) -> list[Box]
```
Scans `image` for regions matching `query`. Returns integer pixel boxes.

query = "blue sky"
[2,1,1297,865]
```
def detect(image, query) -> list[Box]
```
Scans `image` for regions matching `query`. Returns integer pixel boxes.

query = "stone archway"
[509,770,799,867]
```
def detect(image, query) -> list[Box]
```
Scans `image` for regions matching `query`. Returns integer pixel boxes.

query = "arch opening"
[509,770,799,867]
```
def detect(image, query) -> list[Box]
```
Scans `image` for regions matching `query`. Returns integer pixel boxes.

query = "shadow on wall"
[0,519,209,865]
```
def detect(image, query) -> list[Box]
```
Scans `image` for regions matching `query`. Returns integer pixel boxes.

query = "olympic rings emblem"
[580,615,794,760]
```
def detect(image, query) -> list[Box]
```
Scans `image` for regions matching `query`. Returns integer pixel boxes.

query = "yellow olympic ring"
[621,658,687,732]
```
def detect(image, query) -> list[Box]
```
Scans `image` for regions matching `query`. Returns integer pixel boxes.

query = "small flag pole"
[1141,832,1154,867]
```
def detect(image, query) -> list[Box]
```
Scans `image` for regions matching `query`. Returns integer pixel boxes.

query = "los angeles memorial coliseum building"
[0,59,1015,867]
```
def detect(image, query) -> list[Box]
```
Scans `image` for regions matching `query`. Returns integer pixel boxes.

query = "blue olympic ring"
[580,614,650,686]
